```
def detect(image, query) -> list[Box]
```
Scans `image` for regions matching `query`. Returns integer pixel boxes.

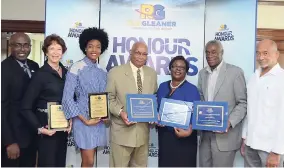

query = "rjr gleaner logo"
[136,4,165,20]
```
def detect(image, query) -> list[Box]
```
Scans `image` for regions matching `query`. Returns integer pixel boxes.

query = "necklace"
[170,78,186,89]
[52,66,61,72]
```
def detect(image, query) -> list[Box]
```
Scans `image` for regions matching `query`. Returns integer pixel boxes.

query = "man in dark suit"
[1,33,39,167]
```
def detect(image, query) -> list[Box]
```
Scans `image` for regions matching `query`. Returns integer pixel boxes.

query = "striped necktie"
[137,69,143,94]
[23,64,32,78]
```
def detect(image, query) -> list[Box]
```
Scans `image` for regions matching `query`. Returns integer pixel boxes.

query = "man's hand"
[120,111,136,126]
[240,138,245,157]
[266,152,281,167]
[174,125,193,138]
[214,121,231,134]
[156,113,165,127]
[6,143,20,159]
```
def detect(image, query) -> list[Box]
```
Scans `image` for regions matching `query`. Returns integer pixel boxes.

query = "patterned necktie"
[23,64,32,78]
[137,69,143,94]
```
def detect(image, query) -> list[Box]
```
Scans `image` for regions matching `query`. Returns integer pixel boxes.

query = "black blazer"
[1,56,39,148]
[21,61,67,131]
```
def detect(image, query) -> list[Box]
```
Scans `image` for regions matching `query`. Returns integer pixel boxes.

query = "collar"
[42,61,67,73]
[83,56,97,67]
[129,61,143,72]
[206,60,224,73]
[257,63,282,77]
[16,59,28,68]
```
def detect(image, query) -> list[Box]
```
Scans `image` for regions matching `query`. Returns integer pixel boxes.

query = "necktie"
[23,64,32,78]
[137,69,143,94]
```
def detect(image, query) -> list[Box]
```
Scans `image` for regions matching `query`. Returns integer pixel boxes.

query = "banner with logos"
[204,0,257,166]
[45,0,100,69]
[205,0,257,80]
[45,0,100,167]
[99,0,206,85]
[97,0,206,167]
[45,0,256,167]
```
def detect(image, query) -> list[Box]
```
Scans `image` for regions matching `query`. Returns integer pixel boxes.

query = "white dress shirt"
[206,61,223,101]
[130,61,144,89]
[242,63,284,154]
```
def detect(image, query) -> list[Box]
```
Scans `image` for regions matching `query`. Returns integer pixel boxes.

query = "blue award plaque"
[126,94,158,122]
[192,101,228,132]
[159,98,193,129]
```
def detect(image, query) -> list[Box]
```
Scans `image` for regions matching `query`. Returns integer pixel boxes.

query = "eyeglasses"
[11,43,31,50]
[171,65,186,71]
[134,51,148,57]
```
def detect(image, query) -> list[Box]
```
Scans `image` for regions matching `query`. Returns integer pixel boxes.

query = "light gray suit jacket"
[198,62,247,151]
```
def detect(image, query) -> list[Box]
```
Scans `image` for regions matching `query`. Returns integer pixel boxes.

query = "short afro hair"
[169,55,190,72]
[79,27,109,55]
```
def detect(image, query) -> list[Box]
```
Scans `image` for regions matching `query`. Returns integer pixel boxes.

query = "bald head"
[9,33,31,44]
[9,33,31,61]
[257,39,278,52]
[256,39,279,70]
[130,42,148,68]
[130,42,148,54]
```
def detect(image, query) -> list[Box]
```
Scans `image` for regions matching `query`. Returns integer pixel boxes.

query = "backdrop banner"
[45,0,100,167]
[44,0,257,167]
[98,0,205,167]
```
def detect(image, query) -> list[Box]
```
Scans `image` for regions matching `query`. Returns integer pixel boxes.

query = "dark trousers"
[1,141,37,167]
[37,131,68,167]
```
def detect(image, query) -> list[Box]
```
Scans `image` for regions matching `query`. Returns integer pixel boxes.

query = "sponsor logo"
[67,135,75,147]
[64,59,74,69]
[215,24,234,41]
[102,145,110,155]
[67,22,85,38]
[148,143,158,157]
[127,4,176,30]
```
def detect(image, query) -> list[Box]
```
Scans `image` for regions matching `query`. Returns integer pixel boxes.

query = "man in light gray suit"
[198,40,247,167]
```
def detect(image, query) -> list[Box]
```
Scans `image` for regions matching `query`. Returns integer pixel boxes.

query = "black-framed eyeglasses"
[171,65,186,71]
[10,43,32,49]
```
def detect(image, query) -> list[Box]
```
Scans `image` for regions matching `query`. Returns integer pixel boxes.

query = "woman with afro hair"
[62,27,109,167]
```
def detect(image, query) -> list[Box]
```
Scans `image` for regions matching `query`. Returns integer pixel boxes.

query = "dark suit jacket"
[1,56,39,148]
[21,61,67,131]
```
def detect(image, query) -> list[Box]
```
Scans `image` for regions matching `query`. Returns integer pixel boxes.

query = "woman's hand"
[64,119,72,134]
[78,115,100,126]
[86,118,101,126]
[40,125,56,136]
[174,125,193,138]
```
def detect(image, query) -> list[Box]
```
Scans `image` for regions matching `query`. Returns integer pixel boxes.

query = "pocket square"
[31,70,35,72]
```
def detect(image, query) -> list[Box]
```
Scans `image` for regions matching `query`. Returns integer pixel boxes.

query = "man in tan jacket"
[106,42,158,167]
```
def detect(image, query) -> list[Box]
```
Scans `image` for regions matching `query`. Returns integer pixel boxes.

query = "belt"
[37,108,48,113]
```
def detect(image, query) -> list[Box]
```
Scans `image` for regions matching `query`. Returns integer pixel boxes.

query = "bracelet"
[37,127,44,134]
